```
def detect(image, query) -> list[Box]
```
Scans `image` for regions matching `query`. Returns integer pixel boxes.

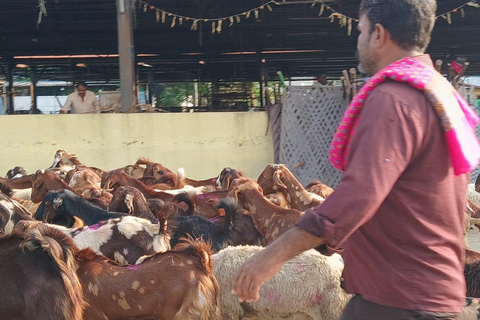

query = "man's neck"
[376,49,425,72]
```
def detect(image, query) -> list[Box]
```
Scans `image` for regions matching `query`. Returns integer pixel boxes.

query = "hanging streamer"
[129,0,478,37]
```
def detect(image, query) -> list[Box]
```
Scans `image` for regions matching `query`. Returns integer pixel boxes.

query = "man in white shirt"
[60,82,100,114]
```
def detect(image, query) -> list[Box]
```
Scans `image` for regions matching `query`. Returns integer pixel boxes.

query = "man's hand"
[231,226,325,303]
[59,109,66,114]
[231,248,285,302]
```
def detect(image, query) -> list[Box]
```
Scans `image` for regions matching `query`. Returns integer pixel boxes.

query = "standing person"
[60,82,100,114]
[316,72,332,85]
[232,1,480,319]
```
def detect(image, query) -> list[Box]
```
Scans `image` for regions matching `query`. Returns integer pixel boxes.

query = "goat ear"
[273,170,288,190]
[124,194,135,214]
[224,176,231,189]
[53,198,63,210]
[72,216,85,228]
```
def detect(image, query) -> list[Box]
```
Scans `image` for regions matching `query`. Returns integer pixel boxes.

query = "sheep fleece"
[213,246,352,320]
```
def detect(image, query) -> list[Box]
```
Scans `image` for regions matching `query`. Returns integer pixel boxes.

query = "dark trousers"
[340,295,459,320]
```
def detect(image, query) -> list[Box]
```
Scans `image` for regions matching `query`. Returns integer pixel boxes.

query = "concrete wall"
[0,112,274,180]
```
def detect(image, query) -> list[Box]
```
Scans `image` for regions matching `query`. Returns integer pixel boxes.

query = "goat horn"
[72,216,85,228]
[273,170,287,190]
[125,194,135,215]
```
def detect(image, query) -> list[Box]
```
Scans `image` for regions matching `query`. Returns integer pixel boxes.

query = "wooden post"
[349,68,357,97]
[30,66,40,114]
[6,61,14,114]
[116,0,137,112]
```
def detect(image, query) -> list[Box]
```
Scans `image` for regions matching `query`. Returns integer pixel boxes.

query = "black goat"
[35,189,126,227]
[170,198,264,252]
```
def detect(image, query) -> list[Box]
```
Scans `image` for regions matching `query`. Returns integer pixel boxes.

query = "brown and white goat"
[0,193,33,234]
[228,178,304,245]
[109,186,160,223]
[17,221,221,320]
[216,167,244,190]
[31,170,111,209]
[257,164,324,211]
[48,149,82,171]
[102,170,174,202]
[21,217,170,266]
[306,180,335,199]
[0,223,86,320]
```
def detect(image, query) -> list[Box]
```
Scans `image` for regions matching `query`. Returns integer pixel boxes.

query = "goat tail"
[172,192,195,216]
[18,222,87,320]
[176,167,186,188]
[217,197,240,234]
[174,236,214,275]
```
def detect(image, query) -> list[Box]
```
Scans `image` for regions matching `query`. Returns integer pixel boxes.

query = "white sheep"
[212,245,351,320]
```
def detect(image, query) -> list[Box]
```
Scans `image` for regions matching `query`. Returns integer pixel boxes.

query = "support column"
[116,0,136,112]
[259,59,265,109]
[7,62,14,115]
[30,66,40,114]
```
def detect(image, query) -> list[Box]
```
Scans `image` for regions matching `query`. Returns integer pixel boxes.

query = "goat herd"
[0,149,480,320]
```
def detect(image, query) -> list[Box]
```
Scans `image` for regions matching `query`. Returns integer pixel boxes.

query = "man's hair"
[359,0,437,52]
[75,81,88,88]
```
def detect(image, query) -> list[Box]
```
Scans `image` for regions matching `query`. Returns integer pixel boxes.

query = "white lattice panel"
[280,85,349,188]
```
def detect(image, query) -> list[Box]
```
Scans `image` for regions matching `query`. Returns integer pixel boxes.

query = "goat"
[170,198,263,253]
[0,223,85,320]
[216,167,244,190]
[48,149,82,171]
[5,166,28,179]
[229,178,304,245]
[305,180,335,199]
[0,174,35,196]
[213,245,350,320]
[19,217,170,266]
[35,189,126,227]
[136,157,176,178]
[257,164,324,211]
[0,193,33,234]
[77,237,221,320]
[101,169,174,202]
[23,218,221,320]
[464,249,480,297]
[109,186,160,223]
[31,170,111,209]
[173,191,226,219]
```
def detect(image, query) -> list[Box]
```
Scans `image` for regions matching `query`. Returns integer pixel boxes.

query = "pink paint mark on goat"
[88,220,108,230]
[309,293,324,305]
[211,178,217,182]
[262,290,281,302]
[88,224,102,230]
[294,263,305,273]
[127,265,139,271]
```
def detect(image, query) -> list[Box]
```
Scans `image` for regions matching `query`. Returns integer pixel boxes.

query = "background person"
[60,81,99,114]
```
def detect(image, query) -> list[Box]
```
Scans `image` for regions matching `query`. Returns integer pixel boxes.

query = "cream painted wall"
[0,112,274,180]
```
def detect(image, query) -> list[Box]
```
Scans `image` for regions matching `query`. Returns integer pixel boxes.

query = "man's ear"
[372,23,388,48]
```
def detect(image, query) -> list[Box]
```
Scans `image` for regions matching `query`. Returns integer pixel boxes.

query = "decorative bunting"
[135,0,277,34]
[36,0,479,36]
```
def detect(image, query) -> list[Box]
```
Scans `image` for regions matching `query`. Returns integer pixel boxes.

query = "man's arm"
[232,227,325,302]
[60,95,72,114]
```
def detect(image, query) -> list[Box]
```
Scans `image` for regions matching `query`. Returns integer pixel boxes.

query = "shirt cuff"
[296,209,344,254]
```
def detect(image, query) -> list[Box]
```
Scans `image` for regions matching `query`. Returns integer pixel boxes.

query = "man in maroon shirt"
[232,1,478,319]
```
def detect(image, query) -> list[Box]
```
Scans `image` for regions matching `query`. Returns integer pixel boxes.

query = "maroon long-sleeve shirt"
[297,55,469,313]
